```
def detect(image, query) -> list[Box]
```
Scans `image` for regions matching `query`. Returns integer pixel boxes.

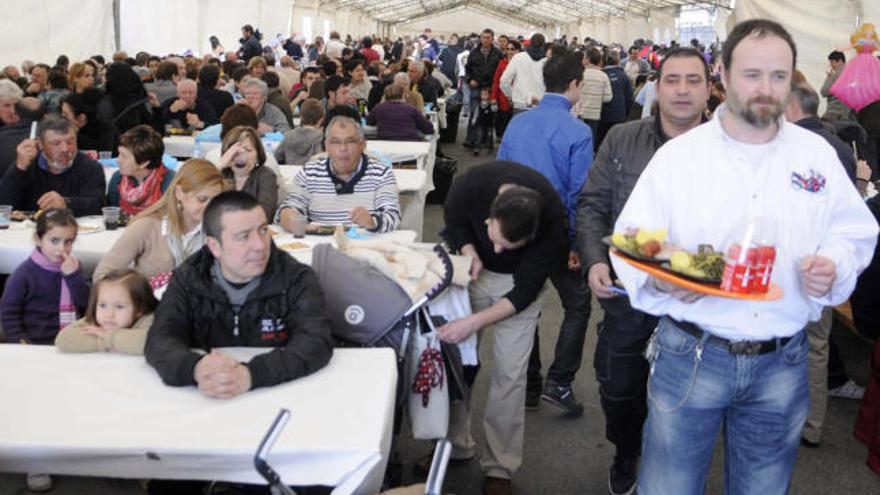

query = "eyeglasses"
[326,138,362,147]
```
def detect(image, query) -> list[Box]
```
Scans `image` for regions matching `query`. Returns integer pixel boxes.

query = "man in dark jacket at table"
[0,114,105,216]
[145,191,334,399]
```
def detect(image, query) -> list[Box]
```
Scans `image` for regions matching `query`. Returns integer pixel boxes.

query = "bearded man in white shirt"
[612,19,879,495]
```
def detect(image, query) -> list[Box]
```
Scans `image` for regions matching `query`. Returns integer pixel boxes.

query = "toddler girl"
[55,269,158,354]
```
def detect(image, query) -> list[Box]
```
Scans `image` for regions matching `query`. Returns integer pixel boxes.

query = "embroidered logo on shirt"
[259,318,288,341]
[790,170,826,193]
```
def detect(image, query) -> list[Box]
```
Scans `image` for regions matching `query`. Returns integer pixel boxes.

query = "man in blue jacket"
[498,50,593,414]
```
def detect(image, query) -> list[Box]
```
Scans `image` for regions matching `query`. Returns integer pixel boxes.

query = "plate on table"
[611,250,783,301]
[11,210,35,222]
[306,224,340,236]
[76,217,105,234]
[278,241,311,251]
[602,235,673,263]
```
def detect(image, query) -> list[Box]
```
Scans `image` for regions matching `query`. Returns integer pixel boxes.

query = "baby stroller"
[311,242,463,487]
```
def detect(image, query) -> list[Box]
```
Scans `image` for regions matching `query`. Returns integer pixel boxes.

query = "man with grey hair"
[242,78,290,134]
[407,59,439,107]
[161,79,219,130]
[0,79,24,128]
[0,114,105,216]
[785,84,857,183]
[276,115,400,233]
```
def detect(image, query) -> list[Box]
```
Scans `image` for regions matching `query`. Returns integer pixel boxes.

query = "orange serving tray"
[611,249,784,301]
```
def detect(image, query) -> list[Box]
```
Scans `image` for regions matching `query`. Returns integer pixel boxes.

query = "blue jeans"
[638,318,809,495]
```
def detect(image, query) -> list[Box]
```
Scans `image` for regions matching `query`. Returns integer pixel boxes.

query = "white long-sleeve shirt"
[499,51,546,110]
[611,104,878,340]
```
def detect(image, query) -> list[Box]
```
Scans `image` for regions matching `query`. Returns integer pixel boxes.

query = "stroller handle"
[254,409,298,495]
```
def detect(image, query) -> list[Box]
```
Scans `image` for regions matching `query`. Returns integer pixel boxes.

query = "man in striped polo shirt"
[276,116,401,233]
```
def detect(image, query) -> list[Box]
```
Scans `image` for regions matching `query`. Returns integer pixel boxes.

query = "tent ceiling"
[332,0,731,28]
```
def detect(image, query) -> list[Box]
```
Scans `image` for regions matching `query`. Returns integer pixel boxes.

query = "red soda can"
[750,245,776,293]
[721,243,756,294]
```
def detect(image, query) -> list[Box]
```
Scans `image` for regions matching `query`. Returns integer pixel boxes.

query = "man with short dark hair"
[463,28,503,149]
[145,189,333,399]
[623,46,650,85]
[0,114,105,215]
[239,24,262,62]
[613,20,877,494]
[145,61,179,105]
[578,46,710,495]
[439,161,569,495]
[323,75,354,114]
[499,51,593,415]
[579,48,613,146]
[820,50,854,122]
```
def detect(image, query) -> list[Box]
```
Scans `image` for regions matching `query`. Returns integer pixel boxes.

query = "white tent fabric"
[731,0,868,113]
[120,0,293,58]
[394,7,537,37]
[0,0,115,67]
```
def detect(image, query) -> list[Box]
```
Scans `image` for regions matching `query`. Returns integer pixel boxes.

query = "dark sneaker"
[541,382,584,415]
[609,456,638,495]
[525,387,540,411]
[483,476,512,495]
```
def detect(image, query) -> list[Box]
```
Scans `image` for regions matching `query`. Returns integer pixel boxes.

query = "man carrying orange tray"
[611,19,878,495]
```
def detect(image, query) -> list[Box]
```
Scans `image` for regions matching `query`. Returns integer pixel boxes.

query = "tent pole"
[113,0,121,52]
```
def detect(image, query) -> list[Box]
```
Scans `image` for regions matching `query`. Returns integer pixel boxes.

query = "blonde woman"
[94,159,229,281]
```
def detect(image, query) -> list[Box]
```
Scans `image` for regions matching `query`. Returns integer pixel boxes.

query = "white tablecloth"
[0,346,397,494]
[0,221,416,275]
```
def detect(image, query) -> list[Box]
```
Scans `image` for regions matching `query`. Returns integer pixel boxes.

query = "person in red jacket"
[491,40,520,140]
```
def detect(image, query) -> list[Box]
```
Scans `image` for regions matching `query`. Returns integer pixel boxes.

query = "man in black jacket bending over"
[439,161,568,495]
[145,190,333,399]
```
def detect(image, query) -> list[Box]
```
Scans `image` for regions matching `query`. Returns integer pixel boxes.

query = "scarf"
[30,248,77,330]
[119,166,168,216]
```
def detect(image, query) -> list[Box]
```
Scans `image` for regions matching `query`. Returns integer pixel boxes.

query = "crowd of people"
[0,16,880,495]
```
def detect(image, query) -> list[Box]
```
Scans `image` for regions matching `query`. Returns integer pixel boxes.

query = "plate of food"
[10,210,35,222]
[306,224,341,236]
[611,249,783,301]
[662,245,724,284]
[277,241,311,251]
[603,229,675,263]
[77,216,105,234]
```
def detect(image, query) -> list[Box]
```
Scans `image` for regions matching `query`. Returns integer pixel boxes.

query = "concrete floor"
[2,122,879,494]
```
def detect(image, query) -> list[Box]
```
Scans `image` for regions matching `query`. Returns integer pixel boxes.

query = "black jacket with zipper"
[145,243,333,389]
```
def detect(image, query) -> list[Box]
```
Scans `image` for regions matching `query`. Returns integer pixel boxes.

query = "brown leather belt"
[669,318,792,356]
